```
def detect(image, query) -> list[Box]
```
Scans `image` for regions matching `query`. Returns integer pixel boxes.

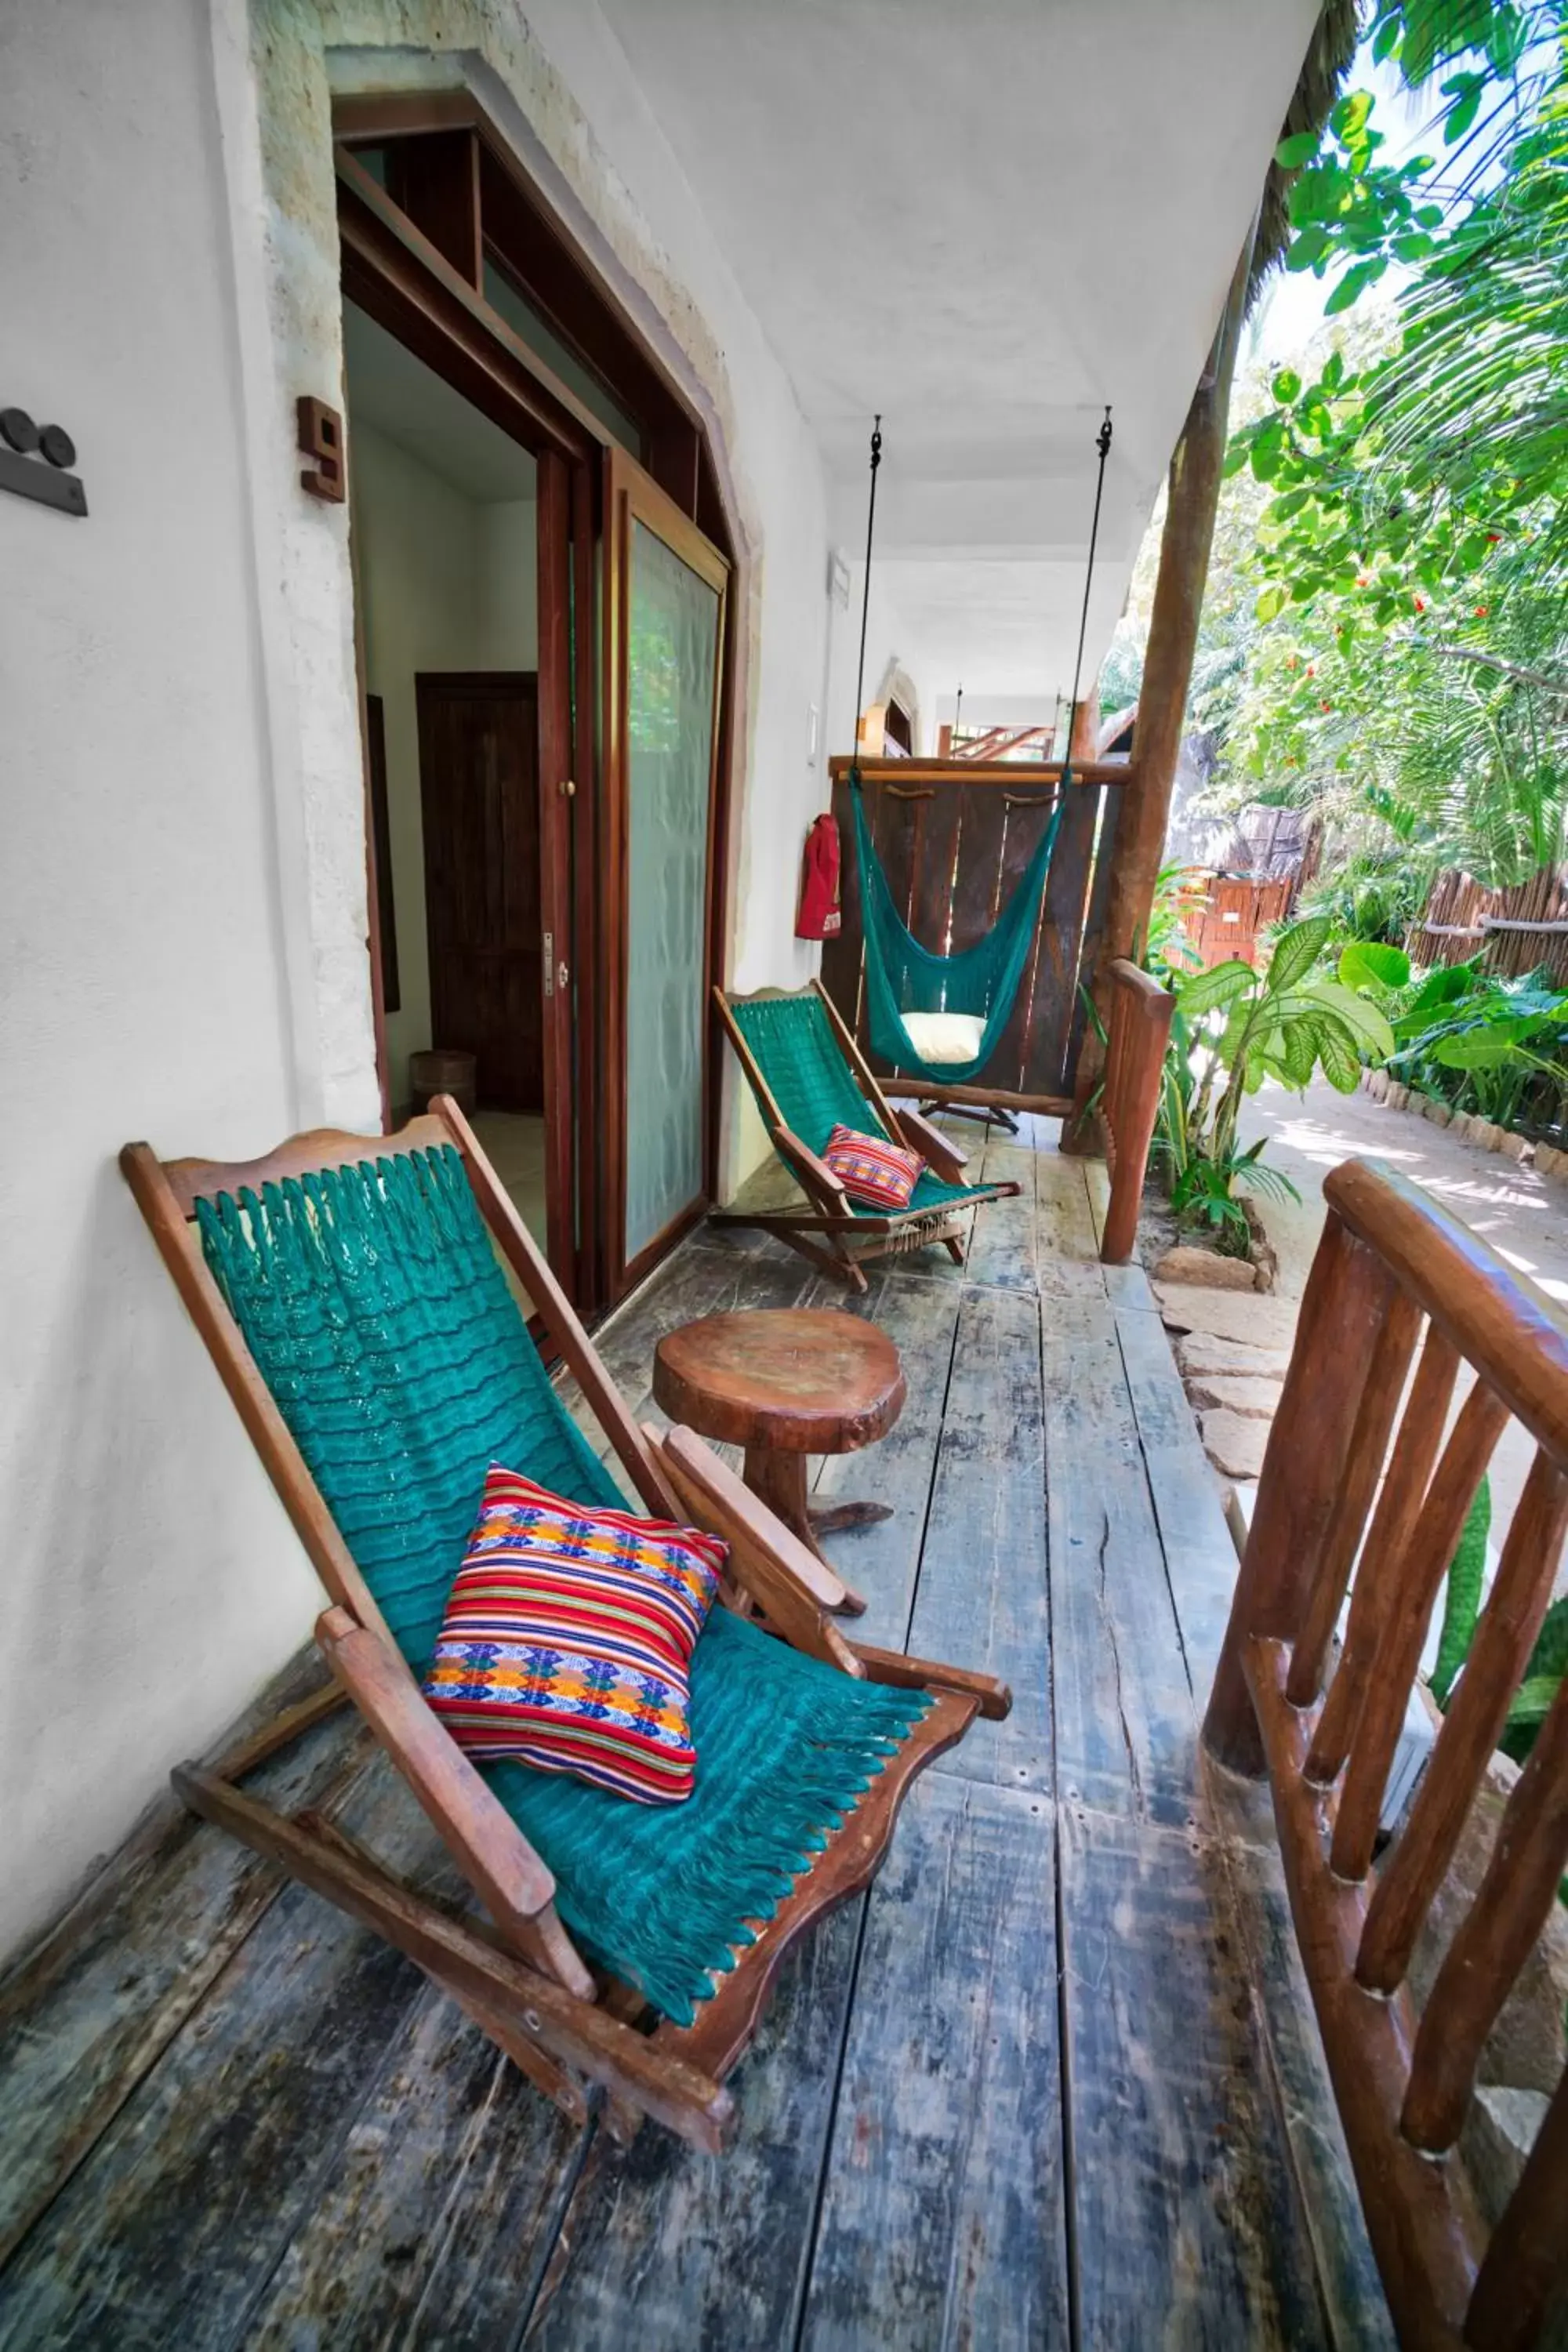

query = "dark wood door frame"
[334,122,739,1312]
[534,449,578,1287]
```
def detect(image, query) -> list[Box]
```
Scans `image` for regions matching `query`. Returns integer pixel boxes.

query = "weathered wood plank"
[0,1759,449,2350]
[1102,1257,1158,1311]
[1059,1803,1330,2351]
[597,1238,812,1416]
[906,1285,1051,1791]
[0,1684,371,2271]
[1203,1760,1399,2350]
[960,1134,1037,1294]
[800,1772,1069,2351]
[1044,1293,1199,1824]
[1035,1147,1101,1261]
[243,1983,585,2350]
[806,1271,964,1649]
[1114,1301,1241,1706]
[1083,1150,1110,1247]
[557,1237,815,1483]
[525,1902,863,2351]
[1035,1150,1108,1304]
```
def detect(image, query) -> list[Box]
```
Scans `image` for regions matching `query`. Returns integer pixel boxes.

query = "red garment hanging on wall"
[795,812,842,939]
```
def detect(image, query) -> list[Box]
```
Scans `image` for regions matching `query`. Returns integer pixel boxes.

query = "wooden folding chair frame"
[710,978,1022,1293]
[121,1096,1009,2151]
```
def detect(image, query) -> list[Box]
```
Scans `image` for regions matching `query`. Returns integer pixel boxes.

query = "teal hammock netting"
[197,1143,928,2025]
[726,991,1000,1221]
[851,779,1062,1083]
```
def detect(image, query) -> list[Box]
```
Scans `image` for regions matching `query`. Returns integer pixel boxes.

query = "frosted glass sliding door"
[606,452,728,1283]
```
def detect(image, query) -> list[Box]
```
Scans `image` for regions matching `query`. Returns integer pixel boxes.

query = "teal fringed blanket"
[198,1144,928,2024]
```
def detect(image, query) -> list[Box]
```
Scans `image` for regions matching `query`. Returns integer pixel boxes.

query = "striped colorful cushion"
[824,1120,924,1210]
[422,1465,727,1804]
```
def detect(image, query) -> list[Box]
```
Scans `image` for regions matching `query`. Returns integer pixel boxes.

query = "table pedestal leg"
[809,1499,896,1537]
[742,1446,869,1617]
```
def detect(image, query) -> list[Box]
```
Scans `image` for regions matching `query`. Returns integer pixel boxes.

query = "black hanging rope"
[1060,405,1113,789]
[849,404,1113,786]
[849,414,882,782]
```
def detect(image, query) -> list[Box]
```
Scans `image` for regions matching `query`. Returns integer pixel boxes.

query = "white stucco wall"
[474,501,539,671]
[241,0,837,1201]
[0,0,837,1958]
[0,0,328,1958]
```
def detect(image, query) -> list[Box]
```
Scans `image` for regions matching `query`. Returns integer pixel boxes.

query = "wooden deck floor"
[0,1120,1393,2349]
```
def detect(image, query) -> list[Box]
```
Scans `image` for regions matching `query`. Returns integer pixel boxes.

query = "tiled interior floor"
[472,1108,548,1246]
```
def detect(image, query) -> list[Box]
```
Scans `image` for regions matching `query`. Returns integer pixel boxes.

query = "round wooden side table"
[652,1308,906,1617]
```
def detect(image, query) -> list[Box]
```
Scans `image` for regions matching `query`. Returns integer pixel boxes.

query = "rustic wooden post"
[1065,225,1256,1152]
[1112,227,1254,964]
[1067,685,1099,764]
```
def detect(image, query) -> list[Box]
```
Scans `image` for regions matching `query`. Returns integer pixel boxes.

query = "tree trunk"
[1063,225,1256,1154]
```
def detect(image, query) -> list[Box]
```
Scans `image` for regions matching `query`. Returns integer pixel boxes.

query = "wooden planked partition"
[821,757,1130,1105]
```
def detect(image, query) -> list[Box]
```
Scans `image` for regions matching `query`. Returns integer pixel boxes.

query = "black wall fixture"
[0,407,86,516]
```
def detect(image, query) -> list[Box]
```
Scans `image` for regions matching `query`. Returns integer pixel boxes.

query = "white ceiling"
[597,0,1319,696]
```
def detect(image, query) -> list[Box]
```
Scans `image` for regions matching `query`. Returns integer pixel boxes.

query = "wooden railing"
[1098,959,1174,1265]
[1204,1160,1568,2350]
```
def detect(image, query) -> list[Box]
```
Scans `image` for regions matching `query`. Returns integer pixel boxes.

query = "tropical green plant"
[1298,859,1429,948]
[1199,1,1568,891]
[1168,914,1396,1164]
[1169,1141,1301,1254]
[1432,1475,1568,1767]
[1156,917,1393,1232]
[1142,863,1204,978]
[1386,962,1568,1131]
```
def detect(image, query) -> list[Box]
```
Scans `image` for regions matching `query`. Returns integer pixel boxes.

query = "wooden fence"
[1410,866,1568,984]
[820,757,1129,1105]
[1174,871,1296,970]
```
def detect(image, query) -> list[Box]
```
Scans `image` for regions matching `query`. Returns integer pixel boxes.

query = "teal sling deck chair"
[122,1098,1009,2149]
[712,977,1022,1290]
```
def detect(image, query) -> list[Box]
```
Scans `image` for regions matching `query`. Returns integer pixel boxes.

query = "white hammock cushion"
[897,1011,987,1066]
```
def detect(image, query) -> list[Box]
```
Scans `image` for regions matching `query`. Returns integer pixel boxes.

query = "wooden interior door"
[416,672,542,1111]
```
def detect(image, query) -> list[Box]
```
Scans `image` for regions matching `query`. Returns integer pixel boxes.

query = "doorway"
[345,303,559,1258]
[417,671,543,1112]
[416,671,548,1243]
[336,104,739,1312]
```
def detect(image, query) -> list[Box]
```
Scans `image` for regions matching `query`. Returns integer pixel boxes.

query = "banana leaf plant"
[1164,915,1396,1192]
[1386,961,1568,1131]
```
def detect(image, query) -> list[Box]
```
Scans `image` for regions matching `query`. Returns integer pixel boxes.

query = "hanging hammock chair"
[850,781,1062,1084]
[844,408,1112,1091]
